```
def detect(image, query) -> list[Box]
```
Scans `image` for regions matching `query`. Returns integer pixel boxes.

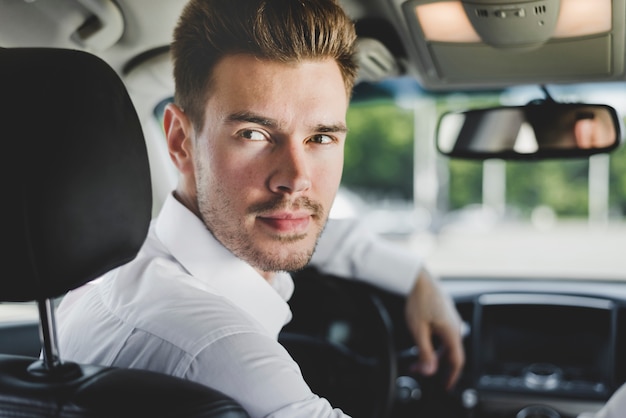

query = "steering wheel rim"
[279,269,398,418]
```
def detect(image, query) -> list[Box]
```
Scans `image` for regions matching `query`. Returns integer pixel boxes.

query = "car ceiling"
[1,0,626,101]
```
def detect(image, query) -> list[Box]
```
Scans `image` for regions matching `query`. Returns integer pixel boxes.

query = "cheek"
[209,149,264,195]
[314,153,344,198]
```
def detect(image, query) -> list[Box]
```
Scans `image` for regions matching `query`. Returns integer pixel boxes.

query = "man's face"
[192,54,349,277]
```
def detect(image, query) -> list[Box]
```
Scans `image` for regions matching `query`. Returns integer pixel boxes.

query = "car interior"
[0,47,249,417]
[1,1,626,418]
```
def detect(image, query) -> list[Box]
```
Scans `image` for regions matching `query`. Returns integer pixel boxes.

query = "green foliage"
[610,144,626,215]
[507,159,589,217]
[447,158,591,218]
[343,100,414,200]
[447,159,483,210]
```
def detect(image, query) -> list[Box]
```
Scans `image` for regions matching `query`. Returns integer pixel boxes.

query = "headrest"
[0,48,152,301]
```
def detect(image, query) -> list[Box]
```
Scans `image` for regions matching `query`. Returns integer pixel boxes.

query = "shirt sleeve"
[186,331,351,418]
[586,383,626,418]
[310,217,423,295]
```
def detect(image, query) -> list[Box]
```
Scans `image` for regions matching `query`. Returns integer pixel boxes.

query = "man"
[56,0,463,416]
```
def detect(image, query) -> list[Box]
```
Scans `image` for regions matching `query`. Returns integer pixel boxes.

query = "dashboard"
[445,279,626,418]
[282,270,626,418]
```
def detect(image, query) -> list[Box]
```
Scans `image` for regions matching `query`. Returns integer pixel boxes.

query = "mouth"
[257,212,312,234]
[249,196,324,236]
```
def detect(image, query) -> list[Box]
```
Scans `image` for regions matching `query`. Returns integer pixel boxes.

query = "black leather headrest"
[0,48,152,301]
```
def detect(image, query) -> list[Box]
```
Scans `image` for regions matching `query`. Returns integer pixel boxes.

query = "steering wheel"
[279,268,397,418]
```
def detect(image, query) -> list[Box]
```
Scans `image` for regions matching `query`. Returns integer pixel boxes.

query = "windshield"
[336,77,626,280]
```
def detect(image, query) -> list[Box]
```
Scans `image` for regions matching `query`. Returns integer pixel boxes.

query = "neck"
[258,270,276,283]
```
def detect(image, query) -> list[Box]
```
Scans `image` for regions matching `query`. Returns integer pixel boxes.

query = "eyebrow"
[227,111,348,134]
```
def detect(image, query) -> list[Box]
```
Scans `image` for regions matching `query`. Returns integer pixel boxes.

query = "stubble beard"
[196,180,327,273]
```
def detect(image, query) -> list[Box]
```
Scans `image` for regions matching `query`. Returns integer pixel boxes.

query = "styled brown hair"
[171,0,358,130]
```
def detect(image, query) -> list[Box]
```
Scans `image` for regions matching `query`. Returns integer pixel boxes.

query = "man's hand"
[405,268,465,390]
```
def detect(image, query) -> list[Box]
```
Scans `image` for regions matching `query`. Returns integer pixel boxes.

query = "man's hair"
[171,0,358,130]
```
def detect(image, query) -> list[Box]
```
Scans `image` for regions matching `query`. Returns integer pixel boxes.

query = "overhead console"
[387,0,626,90]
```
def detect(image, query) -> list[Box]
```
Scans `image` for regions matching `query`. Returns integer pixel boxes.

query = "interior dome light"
[415,0,612,48]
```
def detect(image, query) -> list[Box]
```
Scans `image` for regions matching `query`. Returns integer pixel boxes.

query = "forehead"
[205,54,349,126]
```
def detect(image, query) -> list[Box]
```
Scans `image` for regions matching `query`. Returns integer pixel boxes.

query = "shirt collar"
[154,193,293,338]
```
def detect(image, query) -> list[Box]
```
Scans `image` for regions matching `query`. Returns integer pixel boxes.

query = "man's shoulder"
[100,263,269,352]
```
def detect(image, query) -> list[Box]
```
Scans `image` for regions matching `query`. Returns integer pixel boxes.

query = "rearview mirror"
[436,103,622,160]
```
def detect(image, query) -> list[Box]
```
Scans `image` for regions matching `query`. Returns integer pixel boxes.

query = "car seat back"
[0,47,249,418]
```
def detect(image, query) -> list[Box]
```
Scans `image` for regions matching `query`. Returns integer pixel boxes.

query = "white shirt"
[577,383,626,418]
[56,194,422,418]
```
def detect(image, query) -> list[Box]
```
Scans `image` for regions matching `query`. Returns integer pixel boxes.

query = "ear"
[163,103,195,175]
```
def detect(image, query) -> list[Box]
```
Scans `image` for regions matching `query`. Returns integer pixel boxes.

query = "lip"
[257,212,312,234]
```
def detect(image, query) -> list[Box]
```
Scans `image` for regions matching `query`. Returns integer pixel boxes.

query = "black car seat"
[0,47,250,418]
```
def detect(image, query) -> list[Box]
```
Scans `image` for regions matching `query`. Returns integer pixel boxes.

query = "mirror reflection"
[437,103,621,159]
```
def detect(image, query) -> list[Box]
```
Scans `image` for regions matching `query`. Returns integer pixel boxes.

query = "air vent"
[475,9,488,18]
[534,5,547,14]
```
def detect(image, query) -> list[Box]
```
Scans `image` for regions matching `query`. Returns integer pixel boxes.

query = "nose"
[268,143,312,195]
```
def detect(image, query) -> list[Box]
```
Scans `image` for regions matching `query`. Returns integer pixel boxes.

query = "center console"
[471,293,614,417]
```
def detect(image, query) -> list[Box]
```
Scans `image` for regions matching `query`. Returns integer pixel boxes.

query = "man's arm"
[310,217,465,388]
[189,331,351,418]
[405,268,465,389]
[311,217,421,294]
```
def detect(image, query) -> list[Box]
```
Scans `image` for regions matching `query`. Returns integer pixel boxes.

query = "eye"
[239,129,267,141]
[309,134,335,145]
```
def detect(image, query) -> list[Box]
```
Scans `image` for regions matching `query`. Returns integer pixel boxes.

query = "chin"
[258,243,315,272]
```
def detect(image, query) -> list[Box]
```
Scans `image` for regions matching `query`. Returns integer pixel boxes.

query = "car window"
[0,302,39,323]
